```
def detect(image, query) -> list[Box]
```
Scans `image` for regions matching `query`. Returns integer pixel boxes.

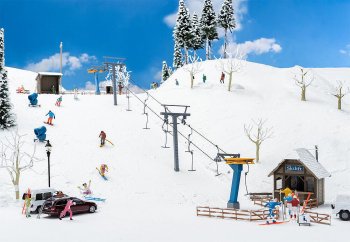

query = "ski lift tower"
[217,153,255,209]
[103,56,126,105]
[160,104,190,172]
[87,66,105,95]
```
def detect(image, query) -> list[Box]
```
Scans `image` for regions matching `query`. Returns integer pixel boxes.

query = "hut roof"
[268,148,331,179]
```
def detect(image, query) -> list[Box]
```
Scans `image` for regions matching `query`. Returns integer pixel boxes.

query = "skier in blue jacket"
[264,198,281,223]
[45,110,55,125]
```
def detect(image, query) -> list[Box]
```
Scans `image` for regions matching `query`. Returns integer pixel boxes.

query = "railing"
[304,210,331,225]
[196,206,278,221]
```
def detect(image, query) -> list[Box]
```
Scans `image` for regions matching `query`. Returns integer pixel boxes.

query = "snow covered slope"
[0,62,349,242]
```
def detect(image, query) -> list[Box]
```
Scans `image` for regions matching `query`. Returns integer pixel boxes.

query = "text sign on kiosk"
[285,165,304,172]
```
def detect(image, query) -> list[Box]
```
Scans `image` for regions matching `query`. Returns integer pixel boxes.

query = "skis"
[96,167,108,180]
[84,196,106,202]
[259,221,287,226]
[105,139,114,146]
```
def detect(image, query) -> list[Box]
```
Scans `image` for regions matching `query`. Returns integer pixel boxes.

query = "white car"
[332,194,350,221]
[22,188,57,213]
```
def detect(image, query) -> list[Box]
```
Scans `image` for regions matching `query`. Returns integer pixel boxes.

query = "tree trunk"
[223,29,227,59]
[338,97,342,110]
[256,143,260,163]
[228,72,233,91]
[206,38,209,60]
[301,87,306,101]
[14,172,20,200]
[184,47,188,65]
[190,72,194,89]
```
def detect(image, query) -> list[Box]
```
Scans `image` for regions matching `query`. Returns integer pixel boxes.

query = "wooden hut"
[36,72,62,94]
[268,148,331,205]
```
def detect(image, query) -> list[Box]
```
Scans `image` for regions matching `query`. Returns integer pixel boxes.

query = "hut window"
[275,177,282,190]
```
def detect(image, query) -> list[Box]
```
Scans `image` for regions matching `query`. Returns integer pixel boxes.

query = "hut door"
[285,176,304,191]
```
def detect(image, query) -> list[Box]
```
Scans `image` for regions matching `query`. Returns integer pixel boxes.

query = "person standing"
[45,110,55,125]
[55,96,63,106]
[59,199,76,220]
[202,74,207,83]
[24,193,31,218]
[220,72,225,84]
[99,131,106,146]
[291,195,300,220]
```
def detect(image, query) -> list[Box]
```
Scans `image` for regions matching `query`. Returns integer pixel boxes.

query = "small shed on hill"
[36,72,62,94]
[268,148,331,205]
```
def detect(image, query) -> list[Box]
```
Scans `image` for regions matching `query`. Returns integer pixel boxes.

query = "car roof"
[30,188,57,194]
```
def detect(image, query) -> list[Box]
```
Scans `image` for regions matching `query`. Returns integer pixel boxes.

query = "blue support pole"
[95,72,101,95]
[227,164,243,209]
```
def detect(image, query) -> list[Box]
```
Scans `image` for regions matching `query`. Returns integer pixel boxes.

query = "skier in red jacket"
[99,131,106,146]
[290,195,300,219]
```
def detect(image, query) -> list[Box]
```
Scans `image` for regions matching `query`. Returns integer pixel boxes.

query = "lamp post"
[45,140,52,187]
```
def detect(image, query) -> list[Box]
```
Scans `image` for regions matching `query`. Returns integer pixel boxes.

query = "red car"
[41,197,97,217]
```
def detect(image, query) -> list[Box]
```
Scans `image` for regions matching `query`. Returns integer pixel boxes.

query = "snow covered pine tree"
[161,61,170,83]
[0,28,16,129]
[173,0,194,64]
[200,0,218,60]
[218,0,236,59]
[173,42,183,69]
[191,12,204,59]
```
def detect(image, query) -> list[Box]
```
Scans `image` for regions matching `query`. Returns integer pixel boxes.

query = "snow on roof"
[268,148,331,179]
[37,72,63,76]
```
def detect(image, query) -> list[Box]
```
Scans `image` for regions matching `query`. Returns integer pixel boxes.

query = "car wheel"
[36,206,42,214]
[339,210,350,221]
[89,206,96,213]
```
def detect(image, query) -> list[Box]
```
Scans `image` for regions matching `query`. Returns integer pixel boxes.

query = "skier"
[45,110,55,125]
[78,180,92,195]
[99,131,106,146]
[220,72,225,84]
[175,79,179,86]
[99,164,109,176]
[264,198,281,223]
[24,193,31,218]
[290,195,300,220]
[59,199,76,220]
[118,82,124,95]
[202,74,207,83]
[284,192,293,217]
[55,95,63,106]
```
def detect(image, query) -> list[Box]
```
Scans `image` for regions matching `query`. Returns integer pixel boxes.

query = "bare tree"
[217,47,246,91]
[293,67,314,101]
[332,81,349,110]
[0,131,40,199]
[244,119,273,163]
[183,54,203,88]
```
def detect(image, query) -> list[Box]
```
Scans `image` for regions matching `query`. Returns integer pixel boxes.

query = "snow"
[37,71,63,76]
[1,60,350,241]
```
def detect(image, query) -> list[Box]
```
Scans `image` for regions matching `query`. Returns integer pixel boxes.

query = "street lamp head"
[45,140,52,152]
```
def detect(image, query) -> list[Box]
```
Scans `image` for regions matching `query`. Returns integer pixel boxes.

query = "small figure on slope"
[59,199,76,220]
[290,195,300,220]
[45,110,55,125]
[99,131,106,147]
[99,164,109,177]
[220,72,225,84]
[202,74,207,83]
[55,95,63,106]
[78,180,92,195]
[24,193,32,218]
[264,198,281,224]
[175,79,179,86]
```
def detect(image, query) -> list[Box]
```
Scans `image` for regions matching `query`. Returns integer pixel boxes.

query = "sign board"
[285,164,304,173]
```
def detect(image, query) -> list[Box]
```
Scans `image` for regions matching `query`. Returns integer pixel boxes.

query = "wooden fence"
[304,210,331,225]
[249,193,273,207]
[196,206,278,221]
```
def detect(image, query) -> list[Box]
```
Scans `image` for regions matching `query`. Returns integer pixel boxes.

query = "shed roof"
[268,148,331,179]
[37,72,63,76]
